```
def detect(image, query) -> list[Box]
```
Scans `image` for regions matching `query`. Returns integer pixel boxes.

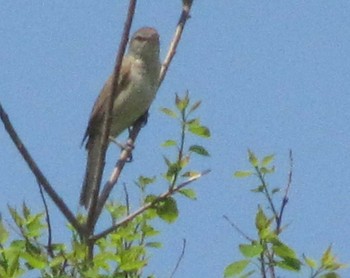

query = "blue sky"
[1,1,350,277]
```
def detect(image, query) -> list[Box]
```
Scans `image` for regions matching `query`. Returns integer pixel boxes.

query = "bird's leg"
[110,111,150,162]
[109,136,134,162]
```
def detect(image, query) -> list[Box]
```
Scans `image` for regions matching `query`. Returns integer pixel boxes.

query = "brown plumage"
[80,27,161,209]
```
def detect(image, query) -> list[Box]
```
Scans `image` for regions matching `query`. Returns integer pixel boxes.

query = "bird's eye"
[134,35,147,41]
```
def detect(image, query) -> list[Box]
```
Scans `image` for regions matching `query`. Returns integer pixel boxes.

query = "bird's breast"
[109,60,159,137]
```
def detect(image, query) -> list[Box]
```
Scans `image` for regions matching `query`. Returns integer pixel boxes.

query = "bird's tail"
[80,135,100,209]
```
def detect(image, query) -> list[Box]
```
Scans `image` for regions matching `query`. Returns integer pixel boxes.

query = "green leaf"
[260,167,275,174]
[188,100,201,113]
[189,145,210,156]
[303,254,317,269]
[239,270,256,278]
[26,213,45,238]
[188,125,211,138]
[239,244,263,258]
[22,202,31,219]
[162,140,177,147]
[272,239,297,259]
[156,197,178,223]
[137,176,156,187]
[321,245,335,269]
[106,203,127,219]
[94,251,118,270]
[0,219,9,244]
[119,246,146,271]
[145,194,157,203]
[179,156,190,168]
[234,171,253,178]
[20,252,47,269]
[262,154,274,167]
[319,273,341,278]
[175,93,189,112]
[224,260,250,277]
[255,207,269,231]
[179,188,197,200]
[276,258,301,272]
[160,107,177,118]
[248,150,258,167]
[49,255,65,268]
[141,224,159,237]
[251,185,264,193]
[166,162,181,179]
[145,242,162,249]
[8,206,23,227]
[181,171,200,178]
[186,118,200,126]
[319,245,346,271]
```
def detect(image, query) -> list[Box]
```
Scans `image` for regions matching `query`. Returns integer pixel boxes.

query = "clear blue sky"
[1,1,349,277]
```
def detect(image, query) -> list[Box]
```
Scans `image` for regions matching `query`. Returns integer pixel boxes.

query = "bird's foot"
[109,136,134,162]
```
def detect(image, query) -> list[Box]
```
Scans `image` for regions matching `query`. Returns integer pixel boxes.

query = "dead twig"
[223,215,254,242]
[170,238,187,278]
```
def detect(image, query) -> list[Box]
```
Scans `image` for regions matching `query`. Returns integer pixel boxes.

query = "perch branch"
[85,0,137,234]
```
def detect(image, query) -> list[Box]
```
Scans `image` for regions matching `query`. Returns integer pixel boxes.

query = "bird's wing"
[81,57,133,148]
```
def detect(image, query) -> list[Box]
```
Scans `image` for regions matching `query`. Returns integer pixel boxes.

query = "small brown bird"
[80,27,161,209]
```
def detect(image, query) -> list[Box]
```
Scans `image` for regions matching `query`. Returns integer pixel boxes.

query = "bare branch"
[0,103,84,235]
[91,169,210,241]
[85,0,137,234]
[158,0,193,87]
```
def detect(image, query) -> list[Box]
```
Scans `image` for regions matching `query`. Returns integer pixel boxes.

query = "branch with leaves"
[224,151,346,278]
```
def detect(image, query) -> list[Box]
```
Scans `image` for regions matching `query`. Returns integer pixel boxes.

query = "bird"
[80,27,161,209]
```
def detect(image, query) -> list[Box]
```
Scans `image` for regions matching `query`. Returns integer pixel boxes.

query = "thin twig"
[37,181,53,257]
[223,215,254,242]
[0,103,84,235]
[170,239,187,278]
[85,0,137,236]
[91,169,210,241]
